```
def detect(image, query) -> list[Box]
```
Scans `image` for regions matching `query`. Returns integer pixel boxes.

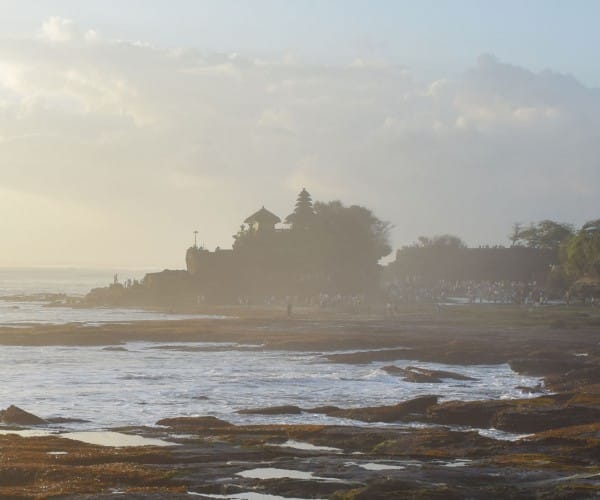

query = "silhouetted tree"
[509,223,522,247]
[513,220,574,251]
[312,201,392,293]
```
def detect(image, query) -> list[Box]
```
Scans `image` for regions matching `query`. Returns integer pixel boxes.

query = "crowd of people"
[386,279,560,305]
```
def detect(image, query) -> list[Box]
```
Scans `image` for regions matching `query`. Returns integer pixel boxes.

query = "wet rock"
[262,478,354,498]
[383,365,476,383]
[516,384,544,394]
[545,365,600,392]
[427,392,600,432]
[508,358,585,376]
[308,405,343,414]
[325,396,439,423]
[492,406,600,434]
[46,417,91,424]
[373,428,501,458]
[156,416,233,430]
[331,478,465,500]
[237,405,303,415]
[0,405,47,425]
[383,365,440,383]
[427,400,514,428]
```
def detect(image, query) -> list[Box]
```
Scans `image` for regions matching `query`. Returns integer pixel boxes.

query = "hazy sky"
[0,1,599,268]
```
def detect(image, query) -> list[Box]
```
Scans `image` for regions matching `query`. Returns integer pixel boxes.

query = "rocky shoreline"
[0,306,598,498]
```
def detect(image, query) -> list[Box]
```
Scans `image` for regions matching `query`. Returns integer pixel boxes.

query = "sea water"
[0,267,223,324]
[0,268,543,431]
[0,341,541,430]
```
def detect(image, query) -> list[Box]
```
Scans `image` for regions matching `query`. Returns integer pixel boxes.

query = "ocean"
[0,268,542,435]
[0,267,218,325]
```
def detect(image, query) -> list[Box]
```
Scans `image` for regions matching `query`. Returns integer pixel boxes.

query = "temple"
[181,188,324,302]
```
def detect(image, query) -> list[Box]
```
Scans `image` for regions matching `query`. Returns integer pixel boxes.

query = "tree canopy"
[510,220,574,251]
[562,219,600,281]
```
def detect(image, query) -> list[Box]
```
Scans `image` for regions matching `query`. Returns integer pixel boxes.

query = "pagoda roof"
[244,206,281,225]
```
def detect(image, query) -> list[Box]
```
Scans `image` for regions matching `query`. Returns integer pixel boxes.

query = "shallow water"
[274,440,342,453]
[0,267,227,325]
[0,429,175,447]
[0,300,226,325]
[356,462,406,471]
[0,341,542,431]
[60,431,175,447]
[191,492,321,500]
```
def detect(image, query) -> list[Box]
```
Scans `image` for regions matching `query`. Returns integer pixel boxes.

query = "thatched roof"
[244,206,281,225]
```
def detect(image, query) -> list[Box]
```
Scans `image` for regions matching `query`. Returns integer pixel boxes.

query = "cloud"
[40,16,81,42]
[0,18,599,266]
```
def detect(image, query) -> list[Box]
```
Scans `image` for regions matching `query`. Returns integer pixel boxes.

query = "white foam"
[0,343,543,430]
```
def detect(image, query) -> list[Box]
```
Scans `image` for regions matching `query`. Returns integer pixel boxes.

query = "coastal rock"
[545,365,600,392]
[156,416,233,430]
[0,405,47,425]
[373,428,501,458]
[383,365,476,383]
[516,384,544,394]
[508,358,585,376]
[46,417,91,424]
[426,400,514,428]
[325,396,439,423]
[492,406,600,434]
[237,405,303,415]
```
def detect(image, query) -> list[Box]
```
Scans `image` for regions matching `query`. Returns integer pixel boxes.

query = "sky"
[0,1,599,268]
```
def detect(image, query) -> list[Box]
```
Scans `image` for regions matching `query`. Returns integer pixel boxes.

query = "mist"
[1,17,599,267]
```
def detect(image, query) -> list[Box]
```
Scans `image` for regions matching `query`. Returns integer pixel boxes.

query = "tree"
[563,219,600,280]
[311,201,392,293]
[513,220,574,251]
[509,223,522,247]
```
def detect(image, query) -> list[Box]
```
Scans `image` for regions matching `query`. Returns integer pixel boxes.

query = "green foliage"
[512,220,574,251]
[563,220,600,280]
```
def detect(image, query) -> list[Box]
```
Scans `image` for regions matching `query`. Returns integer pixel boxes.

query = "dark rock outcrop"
[0,405,47,425]
[383,365,476,383]
[156,416,233,430]
[426,400,514,428]
[492,406,600,433]
[508,358,585,376]
[324,395,439,423]
[237,405,303,415]
[46,417,90,424]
